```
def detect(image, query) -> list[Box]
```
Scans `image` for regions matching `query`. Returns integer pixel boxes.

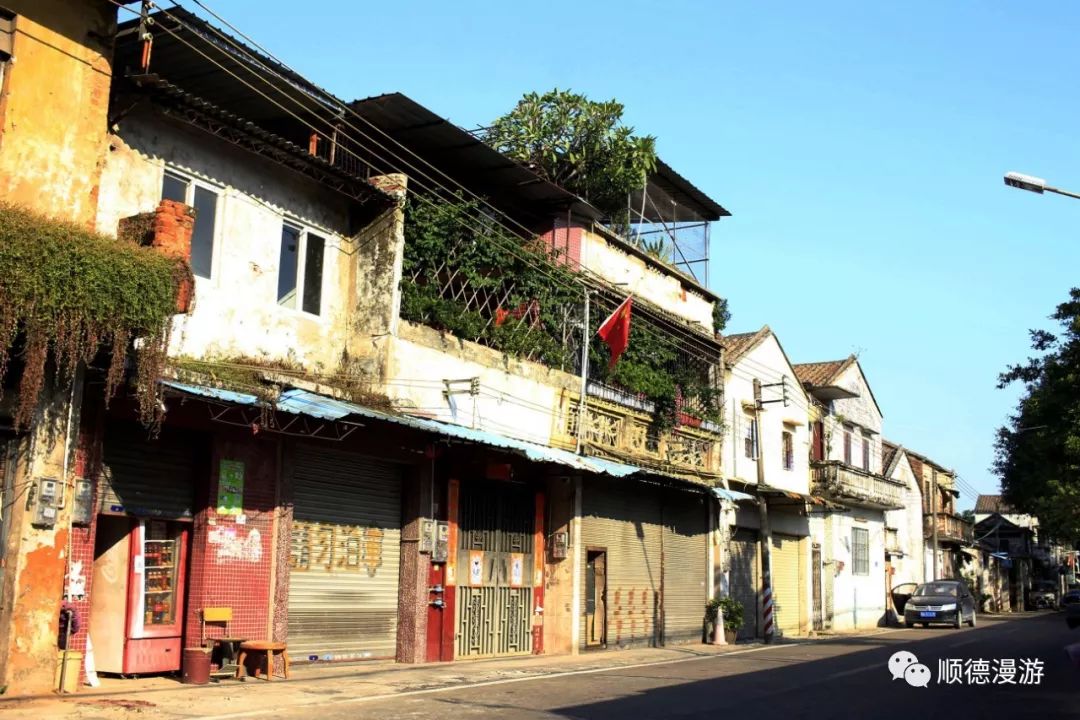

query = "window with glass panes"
[161,170,219,279]
[852,527,869,575]
[277,222,325,315]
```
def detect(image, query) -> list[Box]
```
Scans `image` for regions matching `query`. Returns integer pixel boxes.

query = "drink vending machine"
[90,517,189,674]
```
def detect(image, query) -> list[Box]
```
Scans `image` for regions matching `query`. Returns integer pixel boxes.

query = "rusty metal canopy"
[349,92,605,228]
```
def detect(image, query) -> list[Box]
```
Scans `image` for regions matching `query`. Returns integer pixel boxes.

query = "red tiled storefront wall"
[184,435,279,649]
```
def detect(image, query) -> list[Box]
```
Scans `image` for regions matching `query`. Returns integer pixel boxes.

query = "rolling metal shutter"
[662,490,708,645]
[772,533,805,636]
[99,424,199,520]
[288,444,401,662]
[580,477,662,650]
[728,528,759,639]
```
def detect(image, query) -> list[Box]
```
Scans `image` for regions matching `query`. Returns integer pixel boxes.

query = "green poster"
[217,459,244,515]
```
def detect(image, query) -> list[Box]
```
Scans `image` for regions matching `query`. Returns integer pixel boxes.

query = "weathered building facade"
[0,6,732,694]
[718,327,815,640]
[796,357,901,631]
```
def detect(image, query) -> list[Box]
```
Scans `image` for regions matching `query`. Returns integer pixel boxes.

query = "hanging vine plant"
[0,203,190,429]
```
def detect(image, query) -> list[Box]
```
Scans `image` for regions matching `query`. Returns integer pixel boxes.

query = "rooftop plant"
[0,203,190,428]
[485,89,657,219]
[400,196,722,429]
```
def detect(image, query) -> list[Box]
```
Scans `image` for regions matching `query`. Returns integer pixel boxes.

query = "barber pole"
[762,586,774,640]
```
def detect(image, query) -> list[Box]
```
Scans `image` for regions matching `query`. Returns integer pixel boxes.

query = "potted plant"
[704,596,744,644]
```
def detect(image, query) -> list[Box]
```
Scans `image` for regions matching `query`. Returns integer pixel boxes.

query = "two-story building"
[975,495,1036,610]
[795,356,903,631]
[718,326,817,639]
[880,441,926,619]
[908,450,972,581]
[0,6,734,693]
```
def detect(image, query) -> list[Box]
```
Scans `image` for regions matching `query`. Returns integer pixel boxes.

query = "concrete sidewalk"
[0,641,770,720]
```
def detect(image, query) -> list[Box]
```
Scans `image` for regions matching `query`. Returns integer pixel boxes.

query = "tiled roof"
[792,357,853,387]
[975,495,1012,513]
[720,326,771,364]
[881,439,900,476]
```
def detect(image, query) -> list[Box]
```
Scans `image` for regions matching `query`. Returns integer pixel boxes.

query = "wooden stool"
[237,641,289,681]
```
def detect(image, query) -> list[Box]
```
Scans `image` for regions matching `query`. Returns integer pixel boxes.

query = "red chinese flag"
[597,296,633,368]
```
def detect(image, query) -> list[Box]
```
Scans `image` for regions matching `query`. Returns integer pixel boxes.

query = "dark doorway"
[585,549,607,648]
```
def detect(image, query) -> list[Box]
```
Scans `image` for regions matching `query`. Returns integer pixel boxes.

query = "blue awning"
[713,487,757,503]
[162,381,638,478]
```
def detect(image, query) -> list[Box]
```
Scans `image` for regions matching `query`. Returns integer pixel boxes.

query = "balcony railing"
[811,461,905,510]
[923,512,974,544]
[551,392,722,477]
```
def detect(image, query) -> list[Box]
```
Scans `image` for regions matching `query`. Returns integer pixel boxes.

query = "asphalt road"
[270,613,1079,720]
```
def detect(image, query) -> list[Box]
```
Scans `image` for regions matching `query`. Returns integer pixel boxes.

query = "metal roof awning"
[162,380,638,478]
[713,487,757,503]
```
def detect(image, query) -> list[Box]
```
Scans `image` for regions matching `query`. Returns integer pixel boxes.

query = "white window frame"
[161,167,222,281]
[276,220,327,318]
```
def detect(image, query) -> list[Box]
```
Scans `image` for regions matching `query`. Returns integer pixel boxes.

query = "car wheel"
[967,610,976,628]
[920,622,929,628]
[954,613,962,629]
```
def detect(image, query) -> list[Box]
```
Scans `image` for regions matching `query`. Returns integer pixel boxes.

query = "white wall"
[97,110,361,373]
[829,512,887,630]
[884,451,925,587]
[580,229,714,331]
[723,335,811,494]
[386,322,579,446]
[824,363,884,471]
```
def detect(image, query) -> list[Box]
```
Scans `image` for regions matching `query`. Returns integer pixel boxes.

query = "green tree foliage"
[0,203,189,428]
[994,288,1080,541]
[485,89,658,217]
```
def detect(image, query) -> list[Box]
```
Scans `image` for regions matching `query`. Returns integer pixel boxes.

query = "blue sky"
[199,1,1080,506]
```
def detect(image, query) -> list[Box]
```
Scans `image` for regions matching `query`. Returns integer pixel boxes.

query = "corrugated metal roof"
[713,488,757,503]
[162,381,638,478]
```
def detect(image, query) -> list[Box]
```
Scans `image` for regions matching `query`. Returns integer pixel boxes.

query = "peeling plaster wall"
[96,109,375,374]
[825,364,884,467]
[386,322,578,447]
[0,374,82,695]
[0,1,115,226]
[578,229,714,331]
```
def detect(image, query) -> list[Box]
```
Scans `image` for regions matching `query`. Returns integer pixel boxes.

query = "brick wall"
[537,221,583,268]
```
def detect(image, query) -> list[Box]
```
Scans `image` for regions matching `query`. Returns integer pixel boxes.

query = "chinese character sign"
[891,652,1043,687]
[216,459,245,516]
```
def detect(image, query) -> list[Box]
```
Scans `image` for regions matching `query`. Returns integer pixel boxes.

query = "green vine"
[400,196,583,369]
[0,203,189,428]
[400,197,722,429]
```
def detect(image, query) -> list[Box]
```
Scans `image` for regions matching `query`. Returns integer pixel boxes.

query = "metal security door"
[662,491,709,645]
[456,480,534,657]
[772,534,805,637]
[728,528,759,639]
[289,445,402,662]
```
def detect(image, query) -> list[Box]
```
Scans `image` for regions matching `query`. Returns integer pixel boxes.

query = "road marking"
[197,644,786,720]
[823,664,882,681]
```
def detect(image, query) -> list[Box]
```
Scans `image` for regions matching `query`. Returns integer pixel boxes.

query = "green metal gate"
[456,480,535,657]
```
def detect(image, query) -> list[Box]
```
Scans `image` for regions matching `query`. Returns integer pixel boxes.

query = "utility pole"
[576,290,590,454]
[754,379,774,643]
[931,467,939,580]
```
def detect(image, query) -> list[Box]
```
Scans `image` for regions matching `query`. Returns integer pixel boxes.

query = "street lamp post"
[1004,172,1080,201]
